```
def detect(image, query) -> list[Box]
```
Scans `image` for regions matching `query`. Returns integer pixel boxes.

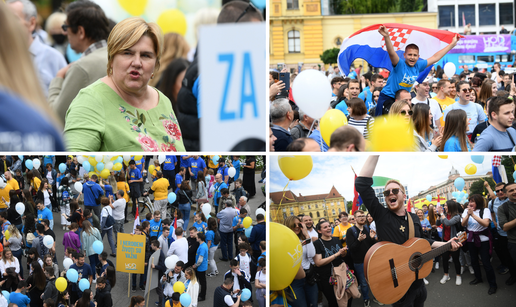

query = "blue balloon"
[252,0,266,9]
[452,191,459,198]
[25,160,33,170]
[426,195,432,202]
[168,192,177,203]
[1,290,9,303]
[471,155,484,164]
[83,161,91,172]
[59,163,67,173]
[212,155,219,165]
[241,288,252,302]
[180,293,191,307]
[513,172,516,181]
[454,178,465,191]
[92,240,104,254]
[18,155,23,160]
[66,268,78,283]
[79,278,90,292]
[96,162,104,172]
[116,157,124,164]
[245,226,253,237]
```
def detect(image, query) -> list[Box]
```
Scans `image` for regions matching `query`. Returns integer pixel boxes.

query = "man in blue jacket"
[249,213,265,282]
[83,174,104,219]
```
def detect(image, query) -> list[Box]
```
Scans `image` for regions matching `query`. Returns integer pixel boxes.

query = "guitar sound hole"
[410,254,422,270]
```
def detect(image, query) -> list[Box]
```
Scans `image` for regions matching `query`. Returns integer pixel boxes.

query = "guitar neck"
[420,241,453,264]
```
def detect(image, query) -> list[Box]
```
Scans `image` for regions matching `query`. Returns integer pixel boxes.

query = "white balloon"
[103,155,111,163]
[256,208,266,217]
[123,155,131,162]
[443,62,456,78]
[43,235,54,248]
[77,156,85,164]
[165,255,180,269]
[158,154,166,164]
[95,155,104,163]
[228,167,236,177]
[292,69,332,119]
[105,162,114,171]
[74,182,83,193]
[15,202,25,215]
[33,159,41,169]
[202,203,212,217]
[63,258,73,270]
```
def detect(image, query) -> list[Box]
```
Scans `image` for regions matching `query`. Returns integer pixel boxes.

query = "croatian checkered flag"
[338,23,460,82]
[492,156,508,184]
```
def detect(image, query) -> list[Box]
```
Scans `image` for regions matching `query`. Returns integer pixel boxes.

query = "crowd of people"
[269,26,516,152]
[0,154,266,307]
[276,156,516,307]
[0,0,264,151]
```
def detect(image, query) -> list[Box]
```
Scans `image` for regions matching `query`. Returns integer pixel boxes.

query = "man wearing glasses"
[484,181,516,280]
[356,156,461,307]
[443,81,486,138]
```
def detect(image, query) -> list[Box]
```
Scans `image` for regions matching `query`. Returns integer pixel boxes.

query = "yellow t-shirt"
[152,166,161,178]
[433,96,456,126]
[151,178,169,201]
[117,181,130,203]
[7,178,19,191]
[208,156,217,169]
[0,185,13,209]
[332,223,353,247]
[32,177,41,192]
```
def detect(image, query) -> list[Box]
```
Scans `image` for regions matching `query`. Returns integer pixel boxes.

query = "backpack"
[350,225,370,240]
[103,208,115,228]
[213,229,221,245]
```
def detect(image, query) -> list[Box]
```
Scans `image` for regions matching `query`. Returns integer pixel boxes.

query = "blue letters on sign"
[219,52,259,121]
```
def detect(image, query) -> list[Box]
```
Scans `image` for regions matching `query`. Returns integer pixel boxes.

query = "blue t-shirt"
[37,207,53,222]
[104,184,113,198]
[70,263,93,293]
[213,182,228,206]
[149,219,162,238]
[443,102,486,134]
[358,88,375,111]
[180,155,191,168]
[473,125,516,152]
[128,167,142,181]
[163,156,177,170]
[43,155,55,168]
[56,174,65,186]
[195,242,209,272]
[232,216,245,232]
[420,219,431,230]
[189,158,206,179]
[9,292,30,307]
[335,100,349,116]
[443,135,471,152]
[308,129,329,152]
[206,230,217,247]
[217,165,229,180]
[131,157,145,172]
[382,59,428,98]
[175,173,183,194]
[232,159,241,179]
[192,221,207,233]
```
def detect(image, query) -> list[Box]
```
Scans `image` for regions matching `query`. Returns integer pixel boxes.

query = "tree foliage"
[320,48,341,65]
[469,178,495,196]
[333,0,424,14]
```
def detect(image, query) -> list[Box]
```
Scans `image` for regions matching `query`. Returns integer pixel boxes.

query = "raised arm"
[484,181,496,200]
[426,34,460,67]
[379,25,399,66]
[359,156,379,178]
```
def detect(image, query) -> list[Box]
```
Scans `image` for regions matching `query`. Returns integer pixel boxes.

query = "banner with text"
[116,233,146,274]
[449,34,511,53]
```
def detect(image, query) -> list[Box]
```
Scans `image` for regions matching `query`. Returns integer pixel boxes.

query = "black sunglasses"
[400,110,413,116]
[383,188,401,197]
[235,2,258,23]
[61,24,69,32]
[495,189,503,193]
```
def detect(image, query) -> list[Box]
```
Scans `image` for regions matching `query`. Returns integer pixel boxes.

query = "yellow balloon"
[243,216,252,229]
[134,155,143,161]
[465,163,477,175]
[320,109,348,145]
[173,281,185,293]
[113,163,123,171]
[149,165,155,175]
[438,155,448,159]
[56,277,68,292]
[157,9,187,36]
[100,169,110,179]
[124,160,130,166]
[369,115,415,151]
[117,0,148,16]
[88,172,96,178]
[4,230,9,241]
[278,156,313,181]
[111,156,120,161]
[270,222,303,291]
[88,156,97,167]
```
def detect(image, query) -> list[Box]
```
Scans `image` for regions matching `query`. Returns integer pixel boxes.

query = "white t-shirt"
[302,240,316,269]
[46,171,54,185]
[307,227,318,241]
[462,208,491,242]
[412,97,443,127]
[111,198,126,220]
[232,271,241,295]
[101,206,113,230]
[168,237,188,263]
[43,190,51,207]
[235,253,251,276]
[223,294,234,306]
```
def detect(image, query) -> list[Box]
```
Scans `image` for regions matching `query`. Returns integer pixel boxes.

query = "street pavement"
[25,169,265,307]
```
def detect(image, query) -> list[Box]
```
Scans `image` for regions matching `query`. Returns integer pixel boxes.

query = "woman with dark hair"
[412,103,440,152]
[172,209,184,239]
[283,216,318,307]
[57,289,70,307]
[157,58,190,115]
[205,217,218,277]
[26,171,41,197]
[195,170,207,206]
[129,295,145,307]
[106,265,117,288]
[27,260,46,307]
[442,109,471,151]
[242,156,256,198]
[177,181,193,230]
[57,177,73,230]
[461,194,497,294]
[6,194,22,231]
[75,289,94,307]
[331,83,349,109]
[37,179,53,210]
[26,247,43,273]
[478,79,497,111]
[346,98,374,140]
[436,200,463,285]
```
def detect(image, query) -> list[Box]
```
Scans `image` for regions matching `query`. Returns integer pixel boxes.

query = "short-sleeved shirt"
[131,157,145,172]
[335,100,349,116]
[9,292,30,307]
[111,198,126,220]
[443,135,471,152]
[473,125,516,152]
[217,207,238,233]
[489,198,508,236]
[462,208,492,242]
[313,237,345,280]
[217,165,229,179]
[411,97,443,128]
[7,178,19,191]
[37,207,53,223]
[151,178,169,200]
[433,96,456,126]
[206,230,218,247]
[128,167,142,181]
[232,159,241,179]
[444,102,486,134]
[332,223,353,247]
[180,156,191,168]
[149,219,162,238]
[308,129,329,152]
[192,221,207,233]
[189,158,206,179]
[232,216,245,232]
[382,59,428,98]
[163,156,177,170]
[175,174,183,194]
[195,242,209,272]
[70,263,93,292]
[358,88,375,111]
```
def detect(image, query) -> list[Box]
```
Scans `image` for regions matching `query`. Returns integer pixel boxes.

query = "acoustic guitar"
[364,231,467,305]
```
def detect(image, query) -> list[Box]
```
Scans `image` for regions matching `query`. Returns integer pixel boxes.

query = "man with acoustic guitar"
[356,156,462,307]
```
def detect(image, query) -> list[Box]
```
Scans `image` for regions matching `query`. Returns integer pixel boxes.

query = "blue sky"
[270,154,497,201]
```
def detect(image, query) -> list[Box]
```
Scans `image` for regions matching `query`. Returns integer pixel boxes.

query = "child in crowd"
[235,243,252,277]
[192,211,207,234]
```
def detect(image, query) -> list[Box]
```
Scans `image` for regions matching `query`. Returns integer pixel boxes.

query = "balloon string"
[282,290,287,307]
[289,285,297,299]
[306,119,317,138]
[274,180,291,222]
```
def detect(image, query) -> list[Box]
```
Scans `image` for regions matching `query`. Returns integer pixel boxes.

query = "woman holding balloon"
[81,220,102,282]
[184,267,199,307]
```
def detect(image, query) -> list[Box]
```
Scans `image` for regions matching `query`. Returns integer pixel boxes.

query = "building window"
[439,6,455,28]
[315,204,318,208]
[459,5,476,27]
[479,4,495,26]
[290,212,294,216]
[332,209,336,215]
[500,3,514,25]
[308,204,311,209]
[288,30,301,53]
[309,212,313,218]
[338,208,342,213]
[316,211,320,218]
[287,0,299,10]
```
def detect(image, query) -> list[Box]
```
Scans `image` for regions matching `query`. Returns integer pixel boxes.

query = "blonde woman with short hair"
[184,267,199,307]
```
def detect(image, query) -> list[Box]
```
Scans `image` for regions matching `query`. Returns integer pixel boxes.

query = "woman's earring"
[150,73,155,79]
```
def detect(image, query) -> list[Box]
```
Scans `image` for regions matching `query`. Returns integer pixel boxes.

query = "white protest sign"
[143,250,161,298]
[200,22,265,151]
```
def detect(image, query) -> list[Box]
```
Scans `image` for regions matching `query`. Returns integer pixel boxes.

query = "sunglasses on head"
[235,2,258,23]
[383,188,401,197]
[461,88,473,93]
[400,110,413,116]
